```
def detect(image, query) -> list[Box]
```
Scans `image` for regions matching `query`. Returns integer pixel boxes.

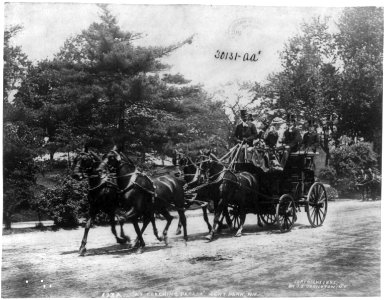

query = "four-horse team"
[71,110,328,256]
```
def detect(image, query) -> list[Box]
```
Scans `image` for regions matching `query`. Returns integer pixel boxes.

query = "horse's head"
[72,151,101,180]
[198,152,224,182]
[99,148,136,175]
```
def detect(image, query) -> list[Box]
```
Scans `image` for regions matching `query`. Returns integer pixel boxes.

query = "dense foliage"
[251,7,383,165]
[325,142,378,193]
[35,177,88,227]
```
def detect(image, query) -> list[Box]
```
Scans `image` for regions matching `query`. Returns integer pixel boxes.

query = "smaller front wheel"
[276,194,296,233]
[260,213,276,225]
[228,204,241,230]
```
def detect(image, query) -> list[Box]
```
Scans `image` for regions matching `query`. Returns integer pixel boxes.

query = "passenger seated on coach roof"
[263,117,284,148]
[302,119,320,153]
[280,114,302,168]
[259,117,284,171]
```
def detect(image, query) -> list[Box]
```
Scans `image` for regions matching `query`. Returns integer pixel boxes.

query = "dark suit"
[302,131,319,151]
[264,131,279,148]
[234,122,258,146]
[283,128,302,152]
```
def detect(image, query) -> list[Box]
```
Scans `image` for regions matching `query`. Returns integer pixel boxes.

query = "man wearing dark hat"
[280,114,302,167]
[234,109,258,146]
[302,120,320,152]
[234,109,258,163]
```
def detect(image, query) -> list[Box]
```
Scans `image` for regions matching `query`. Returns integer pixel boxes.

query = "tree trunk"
[118,100,126,152]
[141,151,146,164]
[324,149,330,167]
[67,151,71,168]
[3,211,12,229]
[321,129,330,167]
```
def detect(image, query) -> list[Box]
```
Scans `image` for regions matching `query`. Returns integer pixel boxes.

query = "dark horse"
[71,150,129,256]
[200,152,261,240]
[173,151,213,235]
[101,149,188,251]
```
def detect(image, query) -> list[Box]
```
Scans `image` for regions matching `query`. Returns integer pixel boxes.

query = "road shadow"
[61,243,172,257]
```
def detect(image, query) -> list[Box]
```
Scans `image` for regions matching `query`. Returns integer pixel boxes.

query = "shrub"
[35,176,88,227]
[329,142,379,194]
[324,184,339,201]
[318,167,337,185]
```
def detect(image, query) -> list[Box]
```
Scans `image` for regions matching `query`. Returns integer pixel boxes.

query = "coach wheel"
[228,204,241,230]
[276,194,296,233]
[260,213,276,225]
[306,182,328,227]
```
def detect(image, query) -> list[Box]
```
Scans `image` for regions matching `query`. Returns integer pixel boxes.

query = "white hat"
[271,117,284,124]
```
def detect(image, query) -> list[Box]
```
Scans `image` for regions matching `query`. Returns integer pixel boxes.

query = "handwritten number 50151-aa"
[214,50,261,62]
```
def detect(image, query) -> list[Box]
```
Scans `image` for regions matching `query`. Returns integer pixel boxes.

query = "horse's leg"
[202,206,212,233]
[235,212,246,237]
[109,213,127,244]
[132,220,146,254]
[175,220,182,235]
[159,209,174,246]
[133,215,151,248]
[118,216,130,243]
[217,206,232,232]
[177,209,188,243]
[235,194,248,237]
[79,214,95,256]
[206,199,224,241]
[223,206,233,228]
[150,214,163,242]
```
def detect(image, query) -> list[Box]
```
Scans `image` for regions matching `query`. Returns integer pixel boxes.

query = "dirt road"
[1,199,381,297]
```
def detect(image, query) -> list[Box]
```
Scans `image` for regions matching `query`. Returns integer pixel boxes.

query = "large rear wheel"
[306,182,328,227]
[276,194,296,233]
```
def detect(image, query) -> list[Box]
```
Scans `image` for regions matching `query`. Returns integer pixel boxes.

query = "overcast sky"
[3,2,368,91]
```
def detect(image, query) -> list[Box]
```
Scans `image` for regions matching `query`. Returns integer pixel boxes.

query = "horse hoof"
[136,247,144,254]
[133,240,141,249]
[117,237,127,244]
[205,234,213,241]
[79,248,87,256]
[175,229,182,235]
[235,232,242,237]
[163,236,169,246]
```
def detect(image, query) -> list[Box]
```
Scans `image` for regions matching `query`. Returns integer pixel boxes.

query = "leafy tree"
[3,25,38,228]
[3,122,38,228]
[3,25,31,102]
[256,17,340,165]
[334,7,383,156]
[14,5,230,163]
[14,5,197,158]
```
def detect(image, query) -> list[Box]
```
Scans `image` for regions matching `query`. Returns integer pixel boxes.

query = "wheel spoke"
[317,209,322,225]
[283,217,289,230]
[317,191,326,204]
[310,207,315,219]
